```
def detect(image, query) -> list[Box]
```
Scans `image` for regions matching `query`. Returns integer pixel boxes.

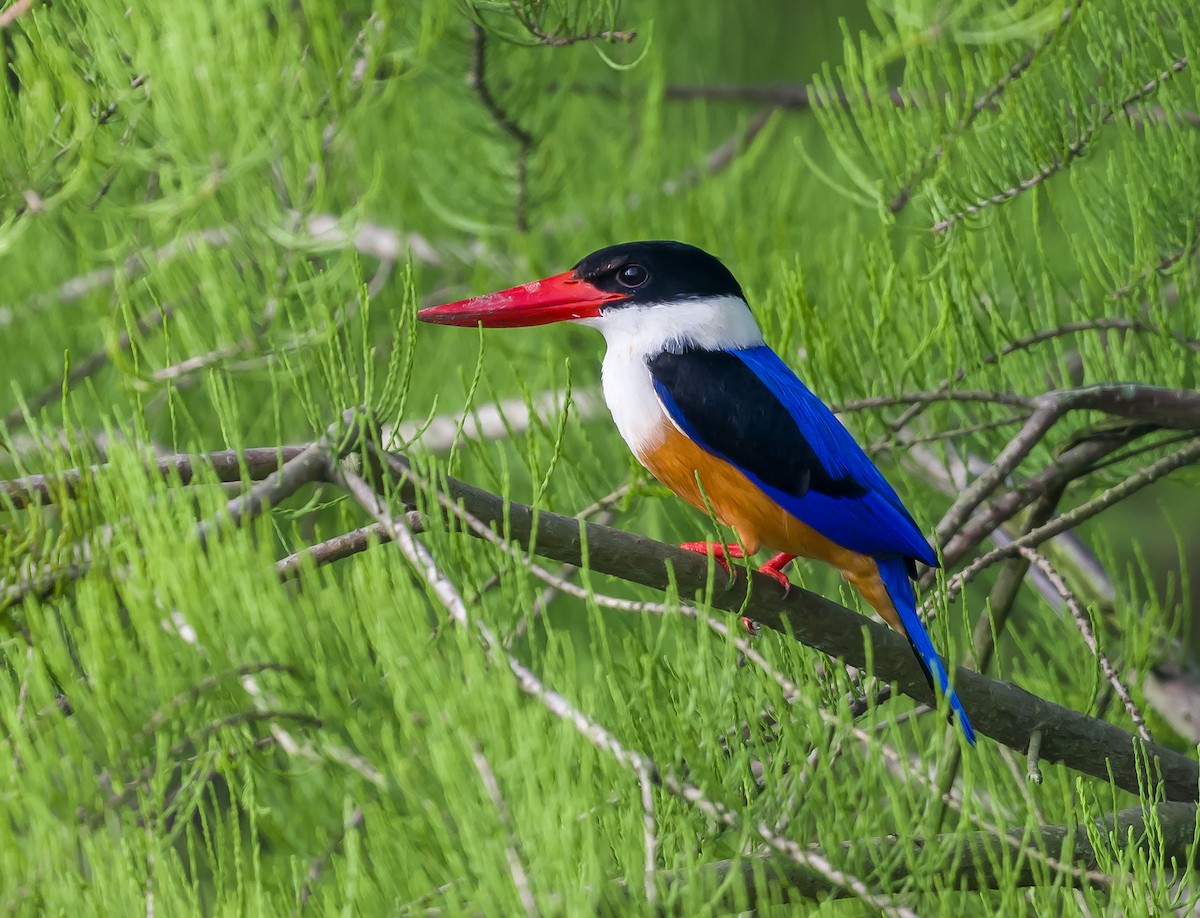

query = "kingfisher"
[418,241,974,744]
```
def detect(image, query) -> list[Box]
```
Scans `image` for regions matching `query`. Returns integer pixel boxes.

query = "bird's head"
[418,241,761,351]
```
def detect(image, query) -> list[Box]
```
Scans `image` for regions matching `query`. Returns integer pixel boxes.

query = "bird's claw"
[757,552,795,595]
[758,565,792,595]
[680,541,744,585]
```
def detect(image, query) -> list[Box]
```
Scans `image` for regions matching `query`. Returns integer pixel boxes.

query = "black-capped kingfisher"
[418,241,974,744]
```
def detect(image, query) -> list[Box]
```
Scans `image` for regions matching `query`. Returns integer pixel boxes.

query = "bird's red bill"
[417,270,629,328]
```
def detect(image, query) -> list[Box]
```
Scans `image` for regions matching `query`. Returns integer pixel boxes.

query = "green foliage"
[1,0,1198,913]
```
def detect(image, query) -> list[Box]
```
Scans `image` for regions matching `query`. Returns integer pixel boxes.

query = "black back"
[573,241,745,306]
[648,347,869,501]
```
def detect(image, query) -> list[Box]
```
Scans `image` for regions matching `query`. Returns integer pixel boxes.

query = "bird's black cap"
[572,240,746,306]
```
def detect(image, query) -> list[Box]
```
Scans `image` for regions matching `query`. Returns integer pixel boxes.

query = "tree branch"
[375,450,1199,801]
[0,446,309,511]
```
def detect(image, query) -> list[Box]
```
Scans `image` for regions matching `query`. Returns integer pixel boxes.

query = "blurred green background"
[1,0,1198,913]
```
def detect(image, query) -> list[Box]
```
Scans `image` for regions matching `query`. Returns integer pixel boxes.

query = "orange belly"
[639,420,904,632]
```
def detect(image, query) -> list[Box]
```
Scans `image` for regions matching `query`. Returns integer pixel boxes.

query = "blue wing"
[650,344,938,567]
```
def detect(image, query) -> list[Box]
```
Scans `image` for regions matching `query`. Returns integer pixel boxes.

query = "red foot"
[680,541,745,578]
[739,616,761,636]
[757,552,796,594]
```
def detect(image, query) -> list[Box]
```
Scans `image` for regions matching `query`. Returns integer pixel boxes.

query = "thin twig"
[469,23,534,231]
[1016,546,1151,741]
[932,57,1189,232]
[663,82,909,110]
[11,215,408,317]
[508,1,635,47]
[661,107,776,195]
[935,426,1149,574]
[886,317,1200,434]
[194,441,333,549]
[471,745,538,917]
[132,662,296,743]
[641,802,1190,908]
[838,389,1035,413]
[946,435,1200,596]
[889,0,1086,213]
[935,403,1062,545]
[1110,231,1200,300]
[3,303,176,431]
[276,522,399,580]
[971,485,1066,673]
[513,482,632,639]
[868,412,1034,456]
[395,456,803,700]
[0,445,309,511]
[635,764,657,905]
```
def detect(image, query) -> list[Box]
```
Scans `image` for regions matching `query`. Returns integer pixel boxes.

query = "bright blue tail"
[876,557,976,746]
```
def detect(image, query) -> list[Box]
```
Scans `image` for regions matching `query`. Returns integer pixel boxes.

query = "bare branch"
[194,441,333,549]
[2,440,333,610]
[948,435,1200,592]
[275,522,398,581]
[341,456,912,913]
[887,317,1200,435]
[507,1,635,47]
[935,427,1147,572]
[1,445,309,511]
[935,403,1062,545]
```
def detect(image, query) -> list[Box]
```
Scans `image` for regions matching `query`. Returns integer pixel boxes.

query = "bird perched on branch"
[418,241,974,744]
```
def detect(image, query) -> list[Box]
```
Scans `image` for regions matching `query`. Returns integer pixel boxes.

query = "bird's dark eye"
[616,264,649,288]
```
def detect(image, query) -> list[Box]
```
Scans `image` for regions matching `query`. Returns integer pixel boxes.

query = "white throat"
[575,295,764,454]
